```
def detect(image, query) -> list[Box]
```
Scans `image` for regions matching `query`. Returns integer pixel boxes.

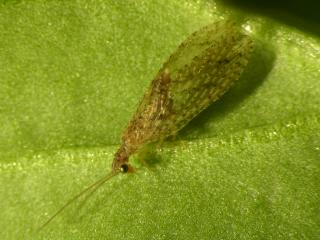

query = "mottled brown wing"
[122,21,253,149]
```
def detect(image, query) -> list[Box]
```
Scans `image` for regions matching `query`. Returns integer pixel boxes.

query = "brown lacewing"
[39,20,253,229]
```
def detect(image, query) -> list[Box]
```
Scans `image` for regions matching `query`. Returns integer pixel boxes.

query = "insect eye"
[120,164,129,173]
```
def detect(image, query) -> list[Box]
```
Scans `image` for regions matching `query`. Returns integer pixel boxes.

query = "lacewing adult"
[39,20,254,229]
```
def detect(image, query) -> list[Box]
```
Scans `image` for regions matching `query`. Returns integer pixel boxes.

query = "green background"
[0,0,319,239]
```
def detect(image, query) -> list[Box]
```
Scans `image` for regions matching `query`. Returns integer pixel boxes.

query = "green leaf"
[1,1,319,239]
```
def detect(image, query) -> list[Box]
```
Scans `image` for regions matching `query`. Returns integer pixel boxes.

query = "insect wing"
[163,21,254,133]
[123,21,253,147]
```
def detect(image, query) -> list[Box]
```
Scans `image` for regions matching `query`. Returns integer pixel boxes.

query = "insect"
[39,20,253,230]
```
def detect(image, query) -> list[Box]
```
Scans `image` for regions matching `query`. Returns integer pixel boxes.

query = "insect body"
[113,20,253,173]
[40,20,253,230]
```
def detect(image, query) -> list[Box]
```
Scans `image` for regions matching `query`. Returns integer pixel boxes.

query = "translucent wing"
[122,21,253,151]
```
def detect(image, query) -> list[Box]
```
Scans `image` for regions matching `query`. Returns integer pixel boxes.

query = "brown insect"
[39,20,253,230]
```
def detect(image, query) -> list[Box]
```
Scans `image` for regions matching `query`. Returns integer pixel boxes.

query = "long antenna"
[38,170,120,231]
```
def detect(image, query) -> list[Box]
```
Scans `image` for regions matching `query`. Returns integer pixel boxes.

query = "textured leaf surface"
[0,1,319,239]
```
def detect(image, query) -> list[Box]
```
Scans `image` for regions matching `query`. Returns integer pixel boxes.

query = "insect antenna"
[38,170,120,231]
